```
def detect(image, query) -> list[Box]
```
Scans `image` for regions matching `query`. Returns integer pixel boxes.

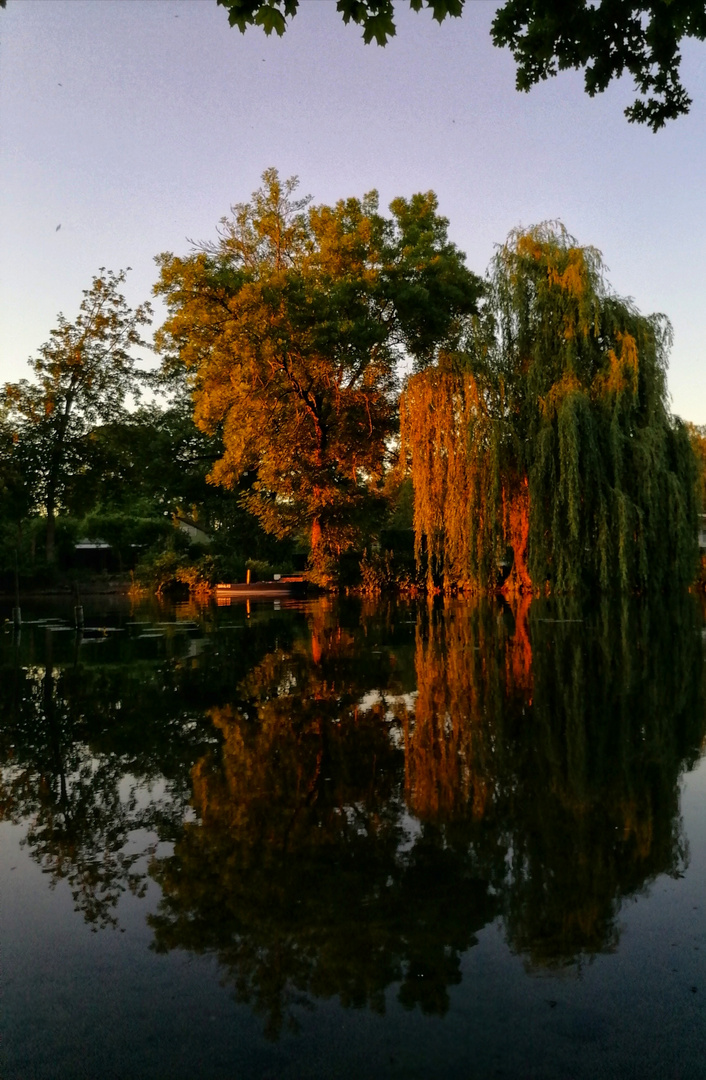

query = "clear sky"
[1,0,705,421]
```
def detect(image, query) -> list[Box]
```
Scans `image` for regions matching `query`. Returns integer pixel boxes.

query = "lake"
[1,593,705,1079]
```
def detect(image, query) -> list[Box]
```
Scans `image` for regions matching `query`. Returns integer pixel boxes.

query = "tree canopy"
[402,223,699,594]
[1,0,702,128]
[687,422,706,510]
[492,0,706,130]
[2,270,152,563]
[216,0,706,129]
[155,168,481,582]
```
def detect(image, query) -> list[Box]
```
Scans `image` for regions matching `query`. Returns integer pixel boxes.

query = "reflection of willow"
[406,595,706,967]
[405,597,532,822]
[149,616,497,1038]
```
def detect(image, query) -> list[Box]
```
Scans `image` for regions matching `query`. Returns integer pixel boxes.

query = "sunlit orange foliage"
[593,331,639,399]
[501,478,531,597]
[401,223,697,595]
[155,171,481,584]
[400,369,471,588]
[539,372,583,419]
[400,369,502,591]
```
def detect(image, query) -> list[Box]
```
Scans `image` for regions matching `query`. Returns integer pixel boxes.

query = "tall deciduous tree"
[3,270,152,563]
[155,169,481,581]
[403,223,698,594]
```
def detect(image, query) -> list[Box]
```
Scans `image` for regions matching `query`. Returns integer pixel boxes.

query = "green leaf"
[255,5,287,36]
[336,0,369,25]
[427,0,464,24]
[362,10,396,45]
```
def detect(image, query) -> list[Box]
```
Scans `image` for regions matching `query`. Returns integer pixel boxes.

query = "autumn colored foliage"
[4,179,698,598]
[155,169,480,583]
[402,224,698,594]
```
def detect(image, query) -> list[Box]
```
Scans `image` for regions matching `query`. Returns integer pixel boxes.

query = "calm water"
[1,593,705,1080]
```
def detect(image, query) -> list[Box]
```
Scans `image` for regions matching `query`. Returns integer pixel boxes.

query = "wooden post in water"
[12,549,21,629]
[74,581,84,630]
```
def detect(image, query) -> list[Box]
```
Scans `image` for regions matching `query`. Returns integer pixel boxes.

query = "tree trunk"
[45,482,57,565]
[501,478,532,598]
[309,514,334,586]
[45,395,74,565]
[310,516,322,558]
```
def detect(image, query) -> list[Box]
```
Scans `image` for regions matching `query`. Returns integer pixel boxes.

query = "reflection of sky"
[357,687,417,747]
[2,747,706,1078]
[2,1,705,421]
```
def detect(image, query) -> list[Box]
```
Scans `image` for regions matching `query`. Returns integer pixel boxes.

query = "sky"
[1,0,705,421]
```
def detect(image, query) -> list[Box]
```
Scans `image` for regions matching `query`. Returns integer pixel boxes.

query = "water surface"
[1,594,705,1079]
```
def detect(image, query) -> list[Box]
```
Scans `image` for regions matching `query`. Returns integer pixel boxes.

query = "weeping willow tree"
[402,224,698,593]
[400,358,529,592]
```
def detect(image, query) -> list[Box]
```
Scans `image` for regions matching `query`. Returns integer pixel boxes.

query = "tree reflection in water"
[149,601,496,1037]
[408,596,705,967]
[149,595,705,1034]
[0,595,704,1035]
